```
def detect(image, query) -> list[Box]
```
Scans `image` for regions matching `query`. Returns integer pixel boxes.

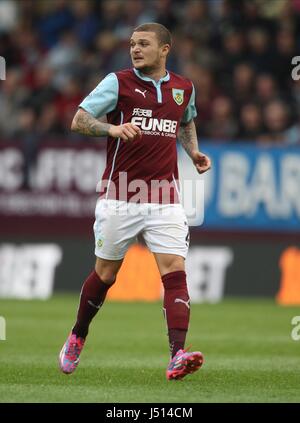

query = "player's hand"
[191,151,211,174]
[108,123,142,143]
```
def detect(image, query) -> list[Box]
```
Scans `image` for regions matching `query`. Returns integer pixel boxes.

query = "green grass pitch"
[0,295,299,403]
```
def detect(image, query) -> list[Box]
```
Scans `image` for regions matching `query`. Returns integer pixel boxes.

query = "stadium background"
[0,0,300,404]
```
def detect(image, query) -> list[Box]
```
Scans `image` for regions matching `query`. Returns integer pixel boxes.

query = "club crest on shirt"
[172,89,184,105]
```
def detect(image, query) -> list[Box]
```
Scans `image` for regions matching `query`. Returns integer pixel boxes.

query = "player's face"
[130,32,168,71]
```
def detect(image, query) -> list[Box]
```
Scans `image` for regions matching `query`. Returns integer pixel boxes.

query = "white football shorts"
[93,199,190,260]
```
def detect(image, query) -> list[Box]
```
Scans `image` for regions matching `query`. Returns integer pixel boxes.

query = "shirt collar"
[133,68,170,84]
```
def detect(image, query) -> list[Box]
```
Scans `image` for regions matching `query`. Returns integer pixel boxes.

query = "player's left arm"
[178,119,211,174]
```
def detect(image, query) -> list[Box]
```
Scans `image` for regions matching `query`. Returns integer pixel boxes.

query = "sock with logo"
[72,270,114,339]
[161,270,190,358]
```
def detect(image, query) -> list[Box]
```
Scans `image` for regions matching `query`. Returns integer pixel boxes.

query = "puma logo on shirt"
[135,88,147,98]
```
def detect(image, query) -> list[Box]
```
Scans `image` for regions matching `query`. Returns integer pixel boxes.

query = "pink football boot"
[59,333,85,374]
[166,347,204,381]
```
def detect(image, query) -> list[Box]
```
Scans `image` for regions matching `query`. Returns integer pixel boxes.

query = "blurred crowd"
[1,0,300,145]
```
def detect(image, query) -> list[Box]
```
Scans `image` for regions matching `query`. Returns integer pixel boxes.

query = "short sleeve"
[181,83,197,124]
[79,73,119,118]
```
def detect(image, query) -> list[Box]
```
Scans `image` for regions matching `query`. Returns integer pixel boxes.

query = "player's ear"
[161,44,170,58]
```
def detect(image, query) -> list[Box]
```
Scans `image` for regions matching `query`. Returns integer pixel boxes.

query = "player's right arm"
[71,72,141,142]
[71,109,141,142]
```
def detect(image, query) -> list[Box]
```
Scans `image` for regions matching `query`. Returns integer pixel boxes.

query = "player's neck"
[138,66,167,82]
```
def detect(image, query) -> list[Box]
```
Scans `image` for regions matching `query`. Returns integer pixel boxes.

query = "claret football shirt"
[79,68,197,203]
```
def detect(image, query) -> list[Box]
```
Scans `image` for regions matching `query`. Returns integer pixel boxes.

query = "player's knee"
[94,267,117,285]
[166,264,185,274]
[162,257,185,275]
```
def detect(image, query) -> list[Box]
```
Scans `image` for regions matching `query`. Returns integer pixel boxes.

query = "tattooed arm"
[178,119,199,158]
[71,108,112,137]
[178,120,211,174]
[71,108,142,142]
